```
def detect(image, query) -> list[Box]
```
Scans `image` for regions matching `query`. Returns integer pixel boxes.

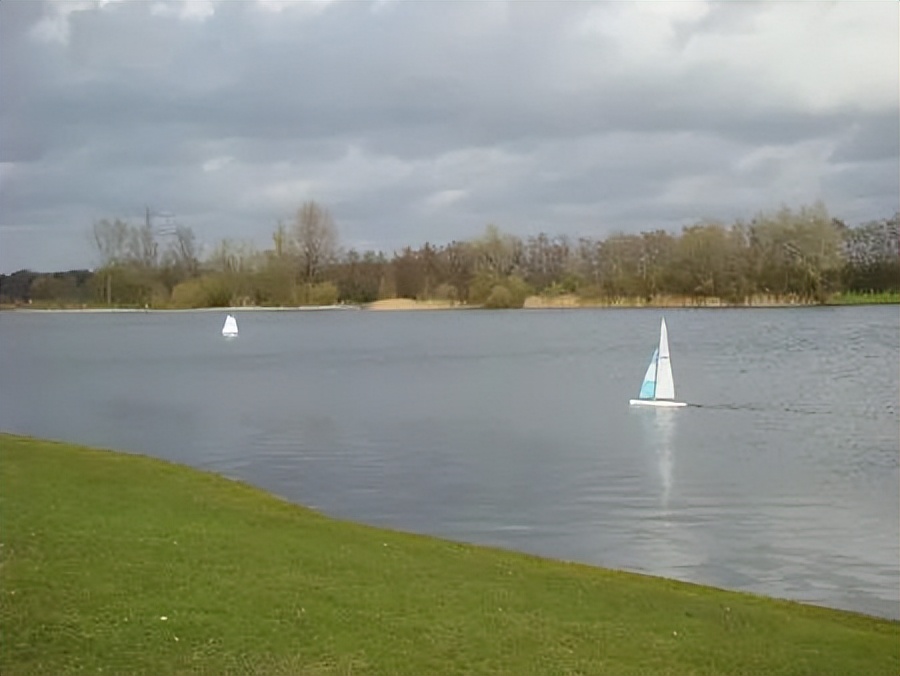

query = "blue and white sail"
[638,348,659,399]
[630,318,686,407]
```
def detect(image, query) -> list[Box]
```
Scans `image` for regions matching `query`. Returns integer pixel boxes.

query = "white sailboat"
[221,313,239,338]
[629,318,686,408]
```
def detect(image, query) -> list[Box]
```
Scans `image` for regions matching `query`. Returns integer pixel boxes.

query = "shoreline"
[0,304,365,314]
[4,297,897,313]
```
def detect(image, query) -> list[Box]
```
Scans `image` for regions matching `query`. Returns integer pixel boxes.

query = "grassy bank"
[826,290,900,305]
[527,292,900,308]
[1,434,897,676]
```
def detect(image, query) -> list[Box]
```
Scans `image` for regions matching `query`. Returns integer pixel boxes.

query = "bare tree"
[91,218,133,305]
[597,233,644,298]
[843,213,900,292]
[171,225,199,276]
[92,211,159,270]
[472,224,522,277]
[92,219,131,267]
[749,203,843,301]
[522,233,573,290]
[209,238,256,275]
[291,201,339,284]
[160,225,199,282]
[128,221,159,269]
[272,221,289,258]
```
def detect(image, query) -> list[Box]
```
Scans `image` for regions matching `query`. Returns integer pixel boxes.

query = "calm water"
[1,306,898,619]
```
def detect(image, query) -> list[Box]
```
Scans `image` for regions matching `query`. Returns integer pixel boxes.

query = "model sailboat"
[629,318,686,407]
[221,313,239,338]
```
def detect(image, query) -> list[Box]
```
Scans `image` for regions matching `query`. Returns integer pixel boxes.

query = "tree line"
[1,201,898,308]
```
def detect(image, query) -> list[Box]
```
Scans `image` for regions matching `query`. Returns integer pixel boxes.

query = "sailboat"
[221,313,238,338]
[629,318,686,407]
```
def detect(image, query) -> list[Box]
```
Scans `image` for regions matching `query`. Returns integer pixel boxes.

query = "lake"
[1,306,897,619]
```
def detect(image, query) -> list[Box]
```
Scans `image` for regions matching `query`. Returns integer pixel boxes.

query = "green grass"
[1,434,897,676]
[826,290,900,305]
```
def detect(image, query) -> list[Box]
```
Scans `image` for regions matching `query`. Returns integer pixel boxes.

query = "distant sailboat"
[629,318,686,407]
[221,313,238,338]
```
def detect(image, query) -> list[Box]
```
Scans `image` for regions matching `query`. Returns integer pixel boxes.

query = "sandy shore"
[522,294,581,308]
[365,299,467,311]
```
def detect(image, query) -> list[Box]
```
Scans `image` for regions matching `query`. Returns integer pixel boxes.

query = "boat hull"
[629,398,687,408]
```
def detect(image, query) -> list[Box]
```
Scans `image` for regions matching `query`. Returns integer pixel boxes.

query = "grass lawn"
[826,291,900,305]
[1,433,897,675]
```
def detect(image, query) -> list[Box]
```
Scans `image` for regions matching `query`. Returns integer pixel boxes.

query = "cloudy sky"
[1,0,897,272]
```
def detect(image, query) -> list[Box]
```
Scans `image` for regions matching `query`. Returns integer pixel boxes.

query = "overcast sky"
[1,0,897,272]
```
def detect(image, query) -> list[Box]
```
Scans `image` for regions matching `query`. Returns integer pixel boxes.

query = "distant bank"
[2,291,897,312]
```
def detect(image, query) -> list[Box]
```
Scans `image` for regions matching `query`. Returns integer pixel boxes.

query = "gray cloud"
[1,0,897,272]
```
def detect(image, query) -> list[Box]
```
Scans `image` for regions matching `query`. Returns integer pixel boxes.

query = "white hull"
[629,399,687,408]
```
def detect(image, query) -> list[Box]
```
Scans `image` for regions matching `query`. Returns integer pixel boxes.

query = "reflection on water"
[0,306,897,619]
[633,405,676,509]
[651,408,676,511]
[630,405,704,583]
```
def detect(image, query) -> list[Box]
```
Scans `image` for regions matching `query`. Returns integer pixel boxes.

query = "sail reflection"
[654,409,675,511]
[636,407,677,512]
[629,406,707,581]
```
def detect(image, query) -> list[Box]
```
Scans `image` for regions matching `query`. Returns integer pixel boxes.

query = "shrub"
[170,279,206,308]
[484,285,514,308]
[308,281,339,306]
[170,275,233,308]
[431,283,459,303]
[504,275,531,307]
[294,282,339,306]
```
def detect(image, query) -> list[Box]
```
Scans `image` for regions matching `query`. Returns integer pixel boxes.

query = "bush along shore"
[1,433,898,676]
[1,203,898,310]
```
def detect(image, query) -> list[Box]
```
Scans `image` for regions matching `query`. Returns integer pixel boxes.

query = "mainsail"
[655,318,675,400]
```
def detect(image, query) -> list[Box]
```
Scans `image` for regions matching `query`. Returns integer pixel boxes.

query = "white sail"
[655,318,675,400]
[222,314,238,337]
